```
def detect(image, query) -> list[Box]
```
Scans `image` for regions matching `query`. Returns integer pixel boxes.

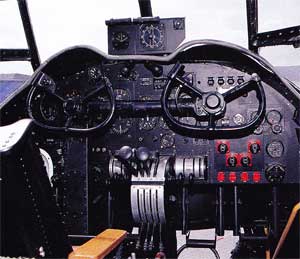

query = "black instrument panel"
[23,42,299,186]
[1,41,299,237]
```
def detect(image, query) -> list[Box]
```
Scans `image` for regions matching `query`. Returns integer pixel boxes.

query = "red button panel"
[253,171,261,183]
[229,172,237,182]
[217,172,225,182]
[240,172,249,182]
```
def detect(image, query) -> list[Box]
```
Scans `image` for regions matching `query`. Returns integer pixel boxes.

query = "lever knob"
[115,146,133,160]
[136,147,150,161]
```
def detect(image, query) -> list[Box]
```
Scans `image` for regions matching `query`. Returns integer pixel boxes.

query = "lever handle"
[115,146,133,161]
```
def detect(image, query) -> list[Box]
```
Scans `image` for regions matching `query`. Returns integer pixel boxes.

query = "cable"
[272,202,300,259]
[176,244,220,259]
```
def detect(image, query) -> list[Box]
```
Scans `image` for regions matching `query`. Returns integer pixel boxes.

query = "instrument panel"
[1,41,299,237]
[20,41,299,187]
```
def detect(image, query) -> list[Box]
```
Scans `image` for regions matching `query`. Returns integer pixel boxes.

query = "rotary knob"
[240,156,251,167]
[218,143,228,154]
[227,156,237,167]
[250,142,260,154]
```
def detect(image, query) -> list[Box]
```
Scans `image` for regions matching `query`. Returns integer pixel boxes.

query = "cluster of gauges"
[111,23,165,50]
[27,60,267,136]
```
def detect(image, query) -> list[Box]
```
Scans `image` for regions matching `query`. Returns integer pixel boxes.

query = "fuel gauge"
[266,110,282,125]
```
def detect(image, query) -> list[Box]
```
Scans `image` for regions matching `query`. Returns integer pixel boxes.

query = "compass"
[140,23,164,49]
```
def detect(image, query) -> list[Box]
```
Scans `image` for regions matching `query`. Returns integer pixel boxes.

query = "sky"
[0,0,299,75]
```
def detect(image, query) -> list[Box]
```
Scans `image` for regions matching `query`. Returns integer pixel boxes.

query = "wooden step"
[68,229,127,259]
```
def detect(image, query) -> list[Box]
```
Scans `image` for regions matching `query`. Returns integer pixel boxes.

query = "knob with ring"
[227,155,237,167]
[240,155,251,167]
[218,143,229,154]
[250,142,261,154]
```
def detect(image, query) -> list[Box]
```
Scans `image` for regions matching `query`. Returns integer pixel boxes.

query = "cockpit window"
[0,0,299,73]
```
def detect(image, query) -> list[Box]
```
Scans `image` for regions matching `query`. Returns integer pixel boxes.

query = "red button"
[229,172,237,182]
[217,172,225,182]
[253,171,261,183]
[241,172,249,182]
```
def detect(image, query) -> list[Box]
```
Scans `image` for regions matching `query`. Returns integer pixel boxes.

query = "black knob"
[218,143,228,154]
[145,62,163,77]
[250,142,260,154]
[271,124,282,134]
[227,156,237,167]
[265,164,285,183]
[241,156,251,167]
[116,146,133,160]
[121,66,131,78]
[136,147,150,161]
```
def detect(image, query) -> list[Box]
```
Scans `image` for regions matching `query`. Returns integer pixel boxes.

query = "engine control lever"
[115,145,133,160]
[136,147,151,177]
[114,146,137,176]
[113,146,159,177]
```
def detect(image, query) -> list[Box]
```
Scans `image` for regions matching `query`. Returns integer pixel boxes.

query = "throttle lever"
[114,146,137,176]
[136,147,151,177]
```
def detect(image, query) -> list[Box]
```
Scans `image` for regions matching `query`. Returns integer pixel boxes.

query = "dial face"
[112,31,129,50]
[266,110,282,125]
[138,116,158,130]
[140,24,164,49]
[111,117,132,135]
[40,95,59,121]
[161,134,175,149]
[88,66,102,81]
[266,140,284,158]
[111,89,131,135]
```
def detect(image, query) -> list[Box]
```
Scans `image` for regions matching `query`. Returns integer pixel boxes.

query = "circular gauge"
[112,31,130,50]
[266,140,284,158]
[38,73,56,92]
[161,134,175,149]
[111,89,131,134]
[40,95,59,121]
[138,116,158,130]
[88,66,102,81]
[114,89,130,101]
[158,117,169,129]
[111,117,132,135]
[140,24,164,49]
[233,113,245,125]
[266,110,282,125]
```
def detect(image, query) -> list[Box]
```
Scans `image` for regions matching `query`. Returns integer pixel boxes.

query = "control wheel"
[161,63,266,135]
[27,72,115,132]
